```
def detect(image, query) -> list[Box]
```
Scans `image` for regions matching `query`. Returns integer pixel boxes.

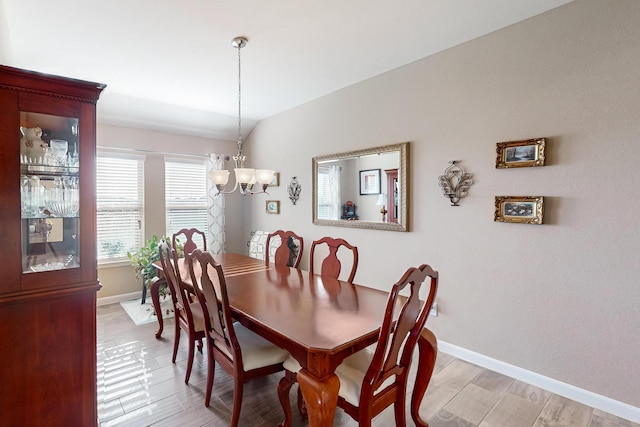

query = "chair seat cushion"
[283,354,302,372]
[283,348,394,407]
[337,349,395,406]
[217,322,289,371]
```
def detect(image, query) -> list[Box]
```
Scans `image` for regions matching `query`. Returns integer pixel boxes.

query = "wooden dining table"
[151,253,436,427]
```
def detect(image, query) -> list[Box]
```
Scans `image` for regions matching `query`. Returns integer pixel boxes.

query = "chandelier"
[209,36,274,195]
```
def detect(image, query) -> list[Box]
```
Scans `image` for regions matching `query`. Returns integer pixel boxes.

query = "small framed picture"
[268,172,280,187]
[266,200,280,214]
[359,169,381,195]
[496,138,546,168]
[494,196,544,224]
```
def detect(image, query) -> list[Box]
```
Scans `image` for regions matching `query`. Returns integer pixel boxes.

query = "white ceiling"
[1,0,573,141]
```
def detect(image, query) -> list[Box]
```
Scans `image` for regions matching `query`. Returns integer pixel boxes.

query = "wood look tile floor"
[97,303,638,427]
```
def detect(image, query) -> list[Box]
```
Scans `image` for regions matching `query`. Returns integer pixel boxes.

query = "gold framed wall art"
[496,138,546,168]
[494,196,544,224]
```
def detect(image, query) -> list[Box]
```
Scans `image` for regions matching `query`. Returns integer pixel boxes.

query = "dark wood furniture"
[412,327,438,426]
[278,264,438,426]
[188,249,289,427]
[158,240,205,384]
[0,65,105,426]
[172,227,207,255]
[144,228,208,304]
[385,168,399,223]
[309,236,359,282]
[155,253,435,427]
[265,229,304,268]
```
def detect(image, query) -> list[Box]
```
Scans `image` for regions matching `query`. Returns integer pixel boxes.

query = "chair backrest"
[158,239,188,312]
[172,228,207,256]
[265,230,304,268]
[361,264,438,406]
[309,237,358,282]
[188,249,242,366]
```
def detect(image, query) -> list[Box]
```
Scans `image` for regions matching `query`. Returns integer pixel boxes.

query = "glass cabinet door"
[20,111,80,273]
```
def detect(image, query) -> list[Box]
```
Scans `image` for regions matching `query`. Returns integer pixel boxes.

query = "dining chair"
[157,239,205,384]
[172,227,207,256]
[310,236,358,282]
[277,263,439,427]
[265,230,304,268]
[142,228,207,304]
[188,249,290,427]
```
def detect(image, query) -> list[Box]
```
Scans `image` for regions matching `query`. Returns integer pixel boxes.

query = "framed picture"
[268,172,280,187]
[494,196,544,224]
[496,138,546,168]
[359,169,381,195]
[266,200,280,214]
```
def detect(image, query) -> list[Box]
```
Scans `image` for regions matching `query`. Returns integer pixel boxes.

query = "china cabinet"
[385,168,399,223]
[0,65,105,426]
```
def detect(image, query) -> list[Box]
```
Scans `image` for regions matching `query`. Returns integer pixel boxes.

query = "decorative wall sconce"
[437,160,473,206]
[288,176,301,205]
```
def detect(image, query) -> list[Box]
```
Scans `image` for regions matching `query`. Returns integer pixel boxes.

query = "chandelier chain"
[237,40,242,150]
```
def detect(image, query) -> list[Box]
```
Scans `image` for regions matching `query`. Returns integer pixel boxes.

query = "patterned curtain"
[206,154,226,254]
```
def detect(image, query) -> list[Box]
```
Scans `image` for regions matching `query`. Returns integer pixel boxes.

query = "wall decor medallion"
[437,160,473,206]
[266,200,280,214]
[494,196,544,224]
[496,138,546,168]
[287,176,301,205]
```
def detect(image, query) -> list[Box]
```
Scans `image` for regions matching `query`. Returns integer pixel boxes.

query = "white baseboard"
[438,341,640,424]
[97,291,140,306]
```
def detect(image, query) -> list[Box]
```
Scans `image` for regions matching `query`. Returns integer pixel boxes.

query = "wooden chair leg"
[230,377,244,427]
[204,345,215,407]
[172,322,180,363]
[277,371,295,427]
[393,384,407,427]
[184,336,195,384]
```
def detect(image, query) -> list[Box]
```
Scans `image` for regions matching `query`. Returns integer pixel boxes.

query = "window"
[317,164,341,219]
[96,154,144,262]
[165,159,208,247]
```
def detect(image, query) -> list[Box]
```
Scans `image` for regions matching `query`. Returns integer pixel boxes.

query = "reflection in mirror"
[313,142,409,232]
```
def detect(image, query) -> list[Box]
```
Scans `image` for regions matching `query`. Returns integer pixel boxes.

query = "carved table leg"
[411,328,438,427]
[297,369,340,427]
[150,277,166,339]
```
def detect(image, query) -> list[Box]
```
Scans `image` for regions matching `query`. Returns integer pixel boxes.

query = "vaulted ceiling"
[1,0,573,140]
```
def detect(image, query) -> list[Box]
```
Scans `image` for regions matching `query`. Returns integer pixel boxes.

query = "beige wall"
[244,0,640,409]
[95,124,241,298]
[0,1,8,62]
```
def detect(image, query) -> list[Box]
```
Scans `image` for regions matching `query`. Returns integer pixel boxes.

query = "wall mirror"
[313,142,409,232]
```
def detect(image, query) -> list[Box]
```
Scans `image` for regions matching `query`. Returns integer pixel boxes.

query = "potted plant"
[127,235,183,303]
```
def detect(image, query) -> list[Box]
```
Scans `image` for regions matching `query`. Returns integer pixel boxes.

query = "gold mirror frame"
[312,142,409,232]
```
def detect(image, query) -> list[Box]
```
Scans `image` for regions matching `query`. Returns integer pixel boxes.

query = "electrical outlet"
[429,302,438,317]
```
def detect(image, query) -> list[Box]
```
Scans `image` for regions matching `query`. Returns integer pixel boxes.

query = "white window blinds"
[165,159,208,247]
[96,154,145,262]
[317,164,341,219]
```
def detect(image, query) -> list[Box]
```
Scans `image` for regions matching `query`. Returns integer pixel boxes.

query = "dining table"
[151,253,437,427]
